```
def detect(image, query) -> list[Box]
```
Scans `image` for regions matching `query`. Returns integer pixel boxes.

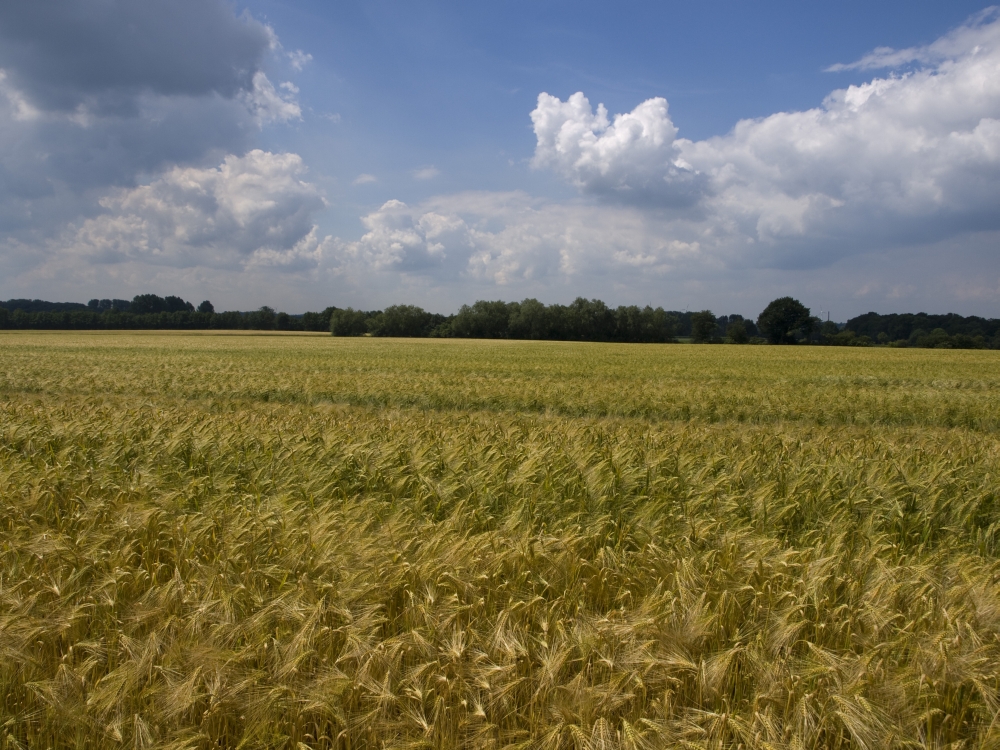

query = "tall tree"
[690,310,718,343]
[330,308,371,336]
[757,297,812,344]
[130,294,167,314]
[726,319,749,344]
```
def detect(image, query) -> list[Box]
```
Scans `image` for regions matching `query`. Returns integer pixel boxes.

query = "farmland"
[2,331,1000,749]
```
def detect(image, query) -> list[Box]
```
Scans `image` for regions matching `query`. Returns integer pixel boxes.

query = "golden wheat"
[1,331,999,749]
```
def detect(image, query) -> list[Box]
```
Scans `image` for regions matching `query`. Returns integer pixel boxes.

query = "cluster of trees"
[752,299,1000,348]
[727,298,999,349]
[331,299,764,343]
[102,294,205,314]
[825,328,999,349]
[3,293,998,348]
[840,311,1000,349]
[0,299,91,314]
[0,295,337,332]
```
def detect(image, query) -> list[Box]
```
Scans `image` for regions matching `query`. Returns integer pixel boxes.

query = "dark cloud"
[0,0,303,264]
[3,95,247,185]
[0,82,260,249]
[0,0,273,116]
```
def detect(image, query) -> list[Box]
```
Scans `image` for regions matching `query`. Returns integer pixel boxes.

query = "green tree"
[330,308,370,336]
[367,305,437,337]
[726,319,748,344]
[302,307,337,332]
[819,320,839,343]
[450,300,513,338]
[164,295,194,312]
[807,316,823,342]
[130,294,167,314]
[197,300,215,314]
[508,298,550,339]
[248,306,276,330]
[690,310,718,343]
[922,328,952,348]
[757,297,812,344]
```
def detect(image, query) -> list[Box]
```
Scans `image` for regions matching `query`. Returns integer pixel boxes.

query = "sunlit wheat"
[1,332,999,748]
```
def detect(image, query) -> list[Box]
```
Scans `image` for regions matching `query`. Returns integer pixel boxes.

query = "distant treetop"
[757,297,813,345]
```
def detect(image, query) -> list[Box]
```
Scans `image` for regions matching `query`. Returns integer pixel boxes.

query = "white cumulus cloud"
[242,71,302,125]
[330,192,704,286]
[325,11,1000,316]
[531,92,702,204]
[337,199,468,273]
[826,7,1000,71]
[66,150,330,271]
[530,9,1000,268]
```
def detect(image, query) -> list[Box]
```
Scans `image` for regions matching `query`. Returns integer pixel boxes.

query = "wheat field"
[2,331,1000,749]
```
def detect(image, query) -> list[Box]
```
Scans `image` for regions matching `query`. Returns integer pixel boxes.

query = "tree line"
[0,295,336,332]
[2,293,998,348]
[840,311,1000,349]
[330,300,762,343]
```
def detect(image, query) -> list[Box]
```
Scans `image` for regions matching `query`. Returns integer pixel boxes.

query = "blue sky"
[1,1,998,318]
